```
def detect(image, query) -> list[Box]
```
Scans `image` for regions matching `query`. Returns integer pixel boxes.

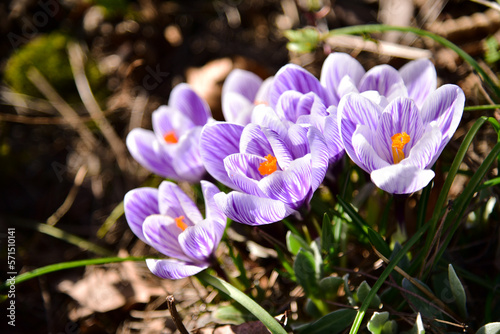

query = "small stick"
[166,295,190,334]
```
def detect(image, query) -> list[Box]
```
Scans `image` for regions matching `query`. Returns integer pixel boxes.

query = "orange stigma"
[164,130,178,144]
[175,215,187,231]
[258,154,278,175]
[391,132,411,164]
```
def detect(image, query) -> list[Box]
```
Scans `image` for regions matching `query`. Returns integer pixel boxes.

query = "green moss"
[4,31,107,102]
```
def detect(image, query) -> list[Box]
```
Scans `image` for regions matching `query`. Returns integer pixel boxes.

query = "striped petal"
[124,187,159,244]
[126,128,177,179]
[146,259,206,280]
[214,191,296,226]
[200,122,243,189]
[321,52,366,105]
[142,215,192,262]
[359,65,408,102]
[370,164,435,194]
[173,126,206,183]
[158,181,202,226]
[168,83,211,126]
[399,58,437,107]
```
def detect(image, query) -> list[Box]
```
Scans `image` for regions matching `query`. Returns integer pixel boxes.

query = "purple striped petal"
[263,128,294,170]
[255,77,274,104]
[420,84,465,148]
[200,122,243,189]
[158,181,202,226]
[258,156,312,207]
[308,126,330,192]
[142,215,192,262]
[370,164,435,194]
[359,65,408,102]
[324,108,345,163]
[239,124,273,157]
[172,127,206,183]
[374,98,424,163]
[352,125,390,173]
[338,93,382,168]
[201,180,226,225]
[321,52,366,105]
[402,125,442,169]
[222,92,254,124]
[287,124,309,159]
[214,191,296,226]
[126,128,177,179]
[152,106,194,142]
[222,69,263,101]
[270,64,331,107]
[178,220,219,262]
[168,83,211,126]
[399,58,437,107]
[146,259,206,280]
[124,187,159,244]
[251,105,290,138]
[224,153,266,196]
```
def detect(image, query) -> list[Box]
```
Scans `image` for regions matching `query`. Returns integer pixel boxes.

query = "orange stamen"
[164,130,178,144]
[175,215,187,231]
[258,154,278,175]
[391,132,411,164]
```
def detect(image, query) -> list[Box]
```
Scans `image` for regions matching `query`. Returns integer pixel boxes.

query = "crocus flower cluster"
[124,53,464,279]
[124,180,226,279]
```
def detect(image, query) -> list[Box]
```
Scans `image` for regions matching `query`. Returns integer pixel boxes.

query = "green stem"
[326,24,500,100]
[0,256,150,291]
[197,271,287,334]
[464,105,500,111]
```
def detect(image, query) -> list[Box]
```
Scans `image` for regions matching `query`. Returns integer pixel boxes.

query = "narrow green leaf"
[213,304,252,325]
[367,312,389,334]
[448,264,468,318]
[477,323,500,334]
[294,248,320,298]
[357,281,381,309]
[197,272,287,334]
[295,309,357,334]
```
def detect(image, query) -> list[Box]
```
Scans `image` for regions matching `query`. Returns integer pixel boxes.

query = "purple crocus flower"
[126,83,212,183]
[221,69,273,125]
[124,180,226,279]
[199,113,330,225]
[337,84,465,194]
[269,52,437,108]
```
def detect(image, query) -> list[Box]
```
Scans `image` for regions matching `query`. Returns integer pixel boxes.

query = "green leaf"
[321,213,335,255]
[448,264,468,318]
[319,276,344,300]
[382,320,397,334]
[295,308,357,334]
[356,281,381,309]
[294,248,320,298]
[402,278,443,321]
[367,312,389,334]
[286,230,304,255]
[197,272,287,334]
[402,313,425,334]
[213,304,253,325]
[477,323,500,334]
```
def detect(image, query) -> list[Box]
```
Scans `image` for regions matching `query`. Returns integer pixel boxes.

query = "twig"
[470,0,500,12]
[166,295,190,334]
[324,34,432,59]
[128,87,148,133]
[47,165,88,226]
[27,67,98,150]
[67,42,129,173]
